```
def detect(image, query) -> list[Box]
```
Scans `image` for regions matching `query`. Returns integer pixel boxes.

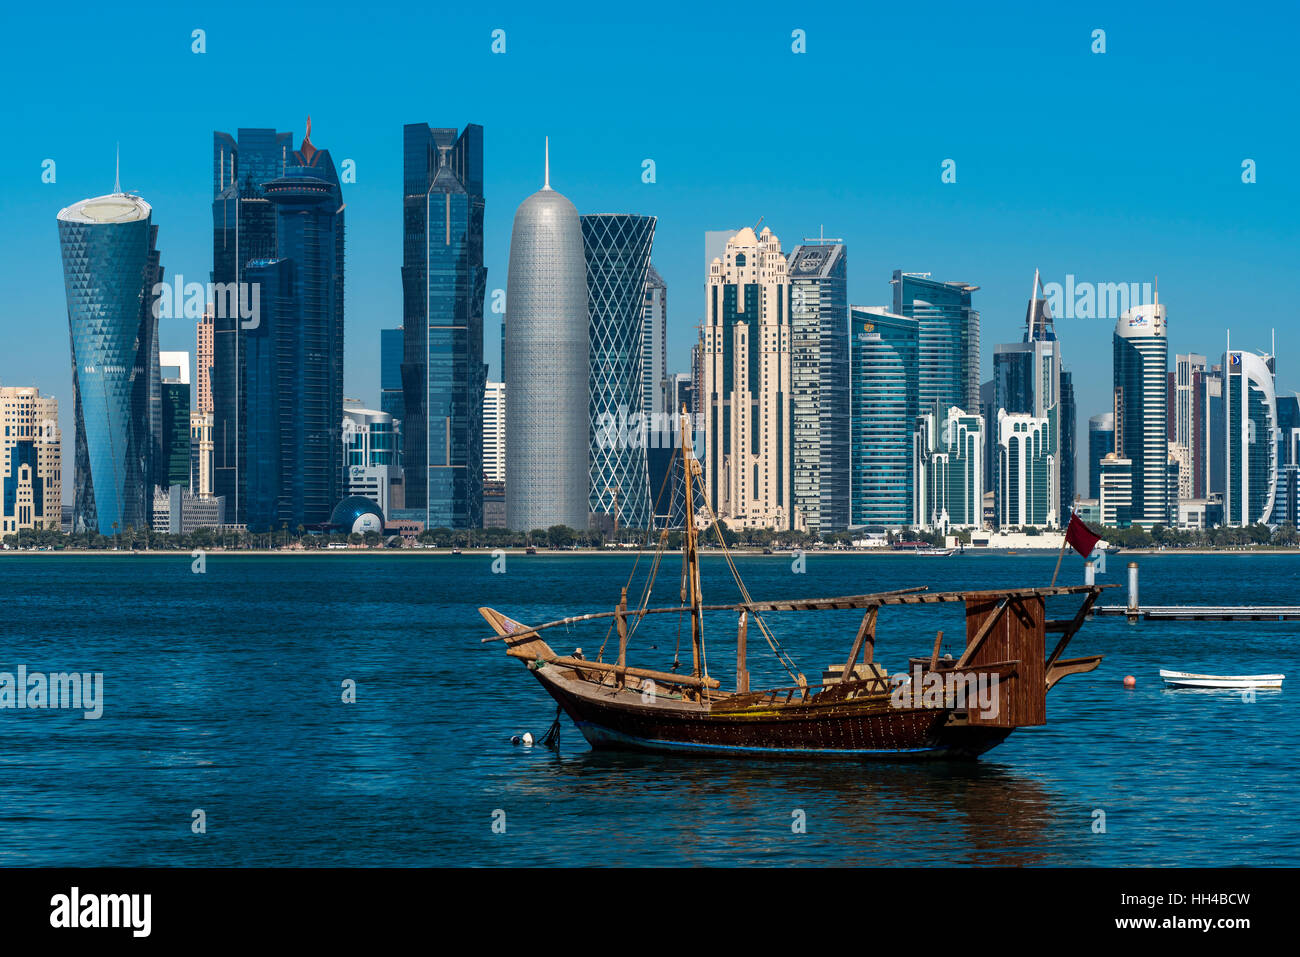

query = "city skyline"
[5,4,1296,510]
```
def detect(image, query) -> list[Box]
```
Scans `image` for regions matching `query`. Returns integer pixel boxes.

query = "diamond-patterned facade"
[582,214,655,530]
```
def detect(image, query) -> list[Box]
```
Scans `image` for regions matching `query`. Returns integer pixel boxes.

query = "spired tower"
[504,141,590,532]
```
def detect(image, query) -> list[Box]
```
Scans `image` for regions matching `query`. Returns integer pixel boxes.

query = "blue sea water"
[0,551,1296,867]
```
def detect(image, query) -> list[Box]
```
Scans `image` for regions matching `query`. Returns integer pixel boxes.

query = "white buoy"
[521,732,534,747]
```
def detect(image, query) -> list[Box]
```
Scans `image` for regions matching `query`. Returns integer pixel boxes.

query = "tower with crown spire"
[209,120,345,531]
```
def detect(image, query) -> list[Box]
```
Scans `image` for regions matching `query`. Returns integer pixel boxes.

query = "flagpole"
[1050,512,1072,587]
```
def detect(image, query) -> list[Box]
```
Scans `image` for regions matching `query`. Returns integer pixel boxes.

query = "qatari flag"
[1064,511,1102,557]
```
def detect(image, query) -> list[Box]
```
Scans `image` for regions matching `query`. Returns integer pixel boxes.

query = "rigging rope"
[598,441,682,662]
[698,495,803,685]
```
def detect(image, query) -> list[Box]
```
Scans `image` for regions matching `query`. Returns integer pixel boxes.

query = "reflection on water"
[512,749,1072,866]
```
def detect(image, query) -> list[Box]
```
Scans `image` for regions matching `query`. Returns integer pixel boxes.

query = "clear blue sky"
[2,0,1296,496]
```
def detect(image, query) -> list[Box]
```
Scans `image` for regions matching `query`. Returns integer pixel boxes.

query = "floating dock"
[1093,605,1300,621]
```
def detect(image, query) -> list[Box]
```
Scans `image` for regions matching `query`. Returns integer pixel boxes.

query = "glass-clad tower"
[1113,299,1170,528]
[1088,412,1115,499]
[400,123,486,529]
[249,123,346,532]
[159,351,192,488]
[1060,370,1076,516]
[212,128,291,524]
[789,242,849,534]
[892,271,980,413]
[380,328,404,423]
[504,144,589,531]
[849,307,918,527]
[57,190,163,535]
[582,213,655,530]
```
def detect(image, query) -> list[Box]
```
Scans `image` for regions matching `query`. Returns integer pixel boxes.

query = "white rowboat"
[1159,669,1285,689]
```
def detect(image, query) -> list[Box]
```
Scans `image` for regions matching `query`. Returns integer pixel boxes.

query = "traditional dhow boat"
[480,412,1113,761]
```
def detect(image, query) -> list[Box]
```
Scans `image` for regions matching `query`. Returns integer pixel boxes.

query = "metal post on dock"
[1084,561,1095,586]
[1127,562,1139,621]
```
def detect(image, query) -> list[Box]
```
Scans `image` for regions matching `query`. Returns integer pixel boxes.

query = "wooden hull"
[531,666,1012,761]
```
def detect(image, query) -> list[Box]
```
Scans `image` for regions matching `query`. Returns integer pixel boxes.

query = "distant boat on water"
[1159,669,1285,690]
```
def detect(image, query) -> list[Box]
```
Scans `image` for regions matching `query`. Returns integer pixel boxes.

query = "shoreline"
[5,546,1300,557]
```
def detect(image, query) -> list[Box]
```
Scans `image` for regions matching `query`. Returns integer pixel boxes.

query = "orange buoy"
[1124,675,1136,688]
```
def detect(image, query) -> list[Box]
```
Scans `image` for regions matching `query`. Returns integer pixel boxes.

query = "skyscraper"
[1088,413,1115,500]
[979,379,996,500]
[997,411,1053,528]
[1113,297,1170,528]
[663,373,693,419]
[190,411,213,499]
[1060,369,1076,516]
[914,406,984,530]
[196,305,213,414]
[504,142,589,532]
[583,213,655,530]
[212,127,291,524]
[244,120,346,533]
[58,189,162,535]
[892,271,980,413]
[1223,347,1277,526]
[159,351,191,489]
[642,264,667,423]
[400,123,486,530]
[702,226,796,530]
[1277,391,1300,530]
[850,306,918,528]
[1099,453,1133,527]
[1174,354,1207,449]
[483,381,505,483]
[0,387,61,534]
[992,274,1063,527]
[380,327,405,423]
[193,306,214,499]
[788,240,849,534]
[1202,365,1226,498]
[1172,352,1206,504]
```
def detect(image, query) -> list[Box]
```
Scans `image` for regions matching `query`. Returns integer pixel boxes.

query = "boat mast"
[680,406,706,681]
